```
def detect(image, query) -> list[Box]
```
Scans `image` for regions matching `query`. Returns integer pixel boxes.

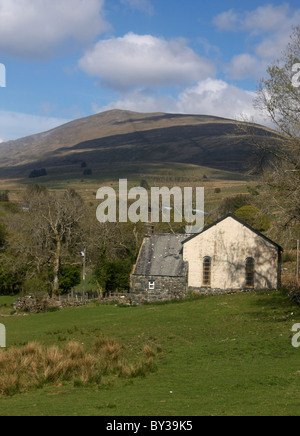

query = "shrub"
[218,195,250,216]
[0,192,9,202]
[59,265,81,294]
[234,205,271,232]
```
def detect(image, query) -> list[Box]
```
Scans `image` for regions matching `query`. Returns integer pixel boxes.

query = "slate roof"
[133,233,188,277]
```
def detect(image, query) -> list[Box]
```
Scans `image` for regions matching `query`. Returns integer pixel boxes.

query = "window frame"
[149,281,155,290]
[245,257,255,288]
[202,256,212,287]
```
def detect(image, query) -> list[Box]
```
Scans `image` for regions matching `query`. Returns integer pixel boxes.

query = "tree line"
[0,185,143,296]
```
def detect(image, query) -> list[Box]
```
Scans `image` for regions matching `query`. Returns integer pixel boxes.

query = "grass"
[0,338,157,397]
[0,290,300,416]
[0,161,252,218]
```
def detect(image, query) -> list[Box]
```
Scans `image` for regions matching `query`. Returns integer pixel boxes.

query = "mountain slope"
[0,110,280,179]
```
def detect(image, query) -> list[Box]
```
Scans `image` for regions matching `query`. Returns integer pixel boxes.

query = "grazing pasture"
[0,290,300,416]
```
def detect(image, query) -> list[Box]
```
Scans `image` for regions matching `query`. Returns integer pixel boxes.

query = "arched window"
[203,257,212,287]
[246,258,255,288]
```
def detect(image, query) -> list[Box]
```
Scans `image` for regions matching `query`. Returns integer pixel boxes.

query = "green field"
[1,290,300,416]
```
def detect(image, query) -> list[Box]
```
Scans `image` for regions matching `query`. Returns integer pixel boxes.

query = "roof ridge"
[183,214,283,251]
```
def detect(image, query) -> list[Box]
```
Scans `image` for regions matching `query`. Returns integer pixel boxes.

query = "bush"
[285,282,300,305]
[0,192,9,202]
[282,252,296,263]
[59,265,81,294]
[96,257,132,293]
[234,205,271,232]
[22,274,52,296]
[218,195,250,216]
[0,268,23,296]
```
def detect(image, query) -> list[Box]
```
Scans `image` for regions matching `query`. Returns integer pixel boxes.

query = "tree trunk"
[53,236,61,295]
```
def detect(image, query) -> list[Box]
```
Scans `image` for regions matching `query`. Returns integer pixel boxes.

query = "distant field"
[1,290,300,416]
[0,162,252,212]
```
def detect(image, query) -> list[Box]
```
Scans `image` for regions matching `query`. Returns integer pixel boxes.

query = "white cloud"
[0,0,109,58]
[94,89,176,114]
[225,53,266,80]
[214,4,300,80]
[213,9,239,31]
[121,0,154,15]
[175,79,258,121]
[214,4,298,34]
[79,32,216,90]
[94,78,273,128]
[0,111,70,141]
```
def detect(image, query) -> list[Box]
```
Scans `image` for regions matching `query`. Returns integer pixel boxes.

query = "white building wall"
[183,217,279,290]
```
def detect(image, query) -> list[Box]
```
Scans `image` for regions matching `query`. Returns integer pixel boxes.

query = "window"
[246,258,255,288]
[203,257,212,287]
[149,281,155,290]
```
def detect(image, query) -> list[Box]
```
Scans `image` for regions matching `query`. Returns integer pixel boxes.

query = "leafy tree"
[0,269,20,295]
[217,195,251,217]
[234,205,271,232]
[59,265,81,294]
[95,243,132,293]
[0,254,26,295]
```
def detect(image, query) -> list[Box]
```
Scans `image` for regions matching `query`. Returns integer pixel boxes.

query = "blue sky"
[0,0,299,141]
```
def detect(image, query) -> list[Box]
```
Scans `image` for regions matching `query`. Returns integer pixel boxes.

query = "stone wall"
[14,295,90,313]
[131,275,188,305]
[187,287,255,296]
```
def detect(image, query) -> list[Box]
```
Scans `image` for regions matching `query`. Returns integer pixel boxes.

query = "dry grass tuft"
[0,338,158,396]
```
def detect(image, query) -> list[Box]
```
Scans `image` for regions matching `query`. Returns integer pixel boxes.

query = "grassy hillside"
[0,110,280,180]
[1,290,300,416]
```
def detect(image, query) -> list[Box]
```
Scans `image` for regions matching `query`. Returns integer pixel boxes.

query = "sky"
[0,0,299,142]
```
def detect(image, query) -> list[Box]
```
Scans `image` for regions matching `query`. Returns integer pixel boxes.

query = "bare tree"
[243,26,300,227]
[18,188,86,294]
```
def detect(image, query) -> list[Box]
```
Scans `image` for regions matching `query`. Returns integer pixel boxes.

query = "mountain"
[0,109,280,179]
